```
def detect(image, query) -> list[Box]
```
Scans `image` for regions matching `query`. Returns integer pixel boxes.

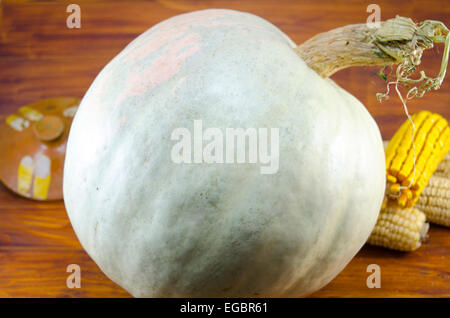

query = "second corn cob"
[368,203,428,251]
[368,174,450,252]
[416,175,450,227]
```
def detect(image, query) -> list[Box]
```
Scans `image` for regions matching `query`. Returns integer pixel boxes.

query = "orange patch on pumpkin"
[126,33,201,94]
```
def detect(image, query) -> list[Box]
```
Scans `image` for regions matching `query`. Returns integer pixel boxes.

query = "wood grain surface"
[0,0,449,298]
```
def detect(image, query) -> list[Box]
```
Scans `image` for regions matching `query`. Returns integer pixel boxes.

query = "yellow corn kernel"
[381,196,388,210]
[398,193,408,207]
[416,175,450,227]
[367,203,429,252]
[404,189,413,200]
[387,174,397,184]
[389,183,401,194]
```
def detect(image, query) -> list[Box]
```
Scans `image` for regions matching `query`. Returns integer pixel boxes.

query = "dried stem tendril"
[376,20,450,102]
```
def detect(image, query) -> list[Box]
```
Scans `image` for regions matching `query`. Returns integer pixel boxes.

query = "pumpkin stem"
[295,16,450,101]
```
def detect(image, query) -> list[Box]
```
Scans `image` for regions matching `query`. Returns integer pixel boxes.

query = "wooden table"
[0,0,449,297]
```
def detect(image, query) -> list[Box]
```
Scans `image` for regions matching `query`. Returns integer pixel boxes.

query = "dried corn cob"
[416,175,450,226]
[435,151,450,178]
[385,141,450,179]
[385,111,450,208]
[368,203,429,252]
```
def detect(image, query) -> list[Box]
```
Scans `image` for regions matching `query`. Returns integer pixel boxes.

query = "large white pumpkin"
[64,9,385,297]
